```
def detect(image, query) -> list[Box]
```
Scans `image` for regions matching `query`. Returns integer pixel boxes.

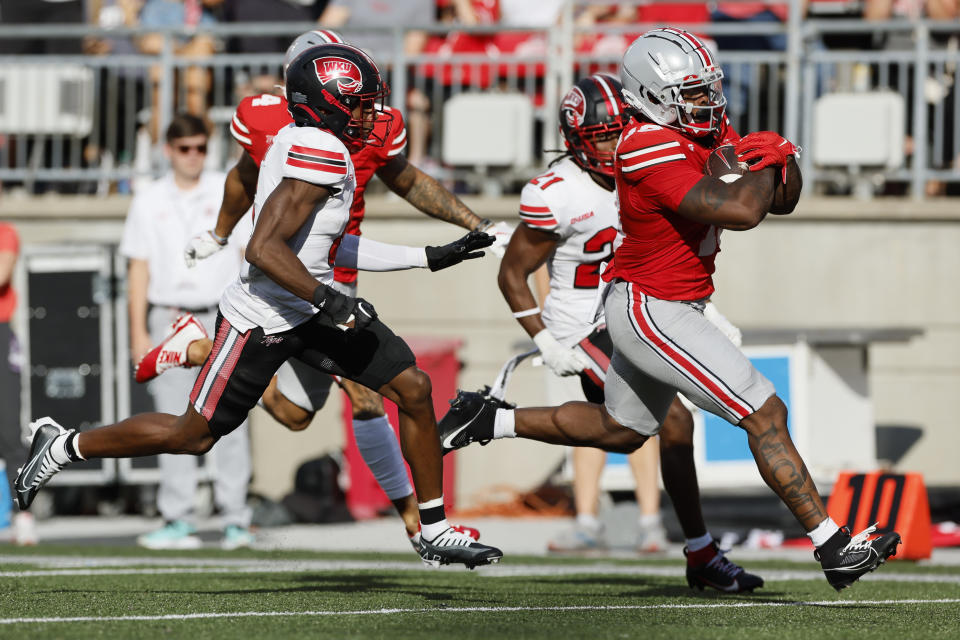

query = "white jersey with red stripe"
[220,123,356,334]
[518,157,621,345]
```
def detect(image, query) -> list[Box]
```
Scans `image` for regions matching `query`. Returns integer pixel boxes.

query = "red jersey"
[605,118,739,301]
[230,94,408,283]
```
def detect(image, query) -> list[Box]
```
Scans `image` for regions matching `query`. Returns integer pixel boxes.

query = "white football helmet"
[620,28,726,137]
[283,29,346,77]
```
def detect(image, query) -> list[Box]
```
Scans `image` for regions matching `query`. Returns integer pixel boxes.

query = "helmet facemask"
[338,85,392,150]
[670,72,726,137]
[566,118,626,177]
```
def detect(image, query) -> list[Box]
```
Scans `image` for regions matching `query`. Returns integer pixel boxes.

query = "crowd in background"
[0,0,956,196]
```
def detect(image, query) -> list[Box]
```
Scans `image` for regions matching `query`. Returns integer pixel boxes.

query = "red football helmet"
[559,74,629,177]
[285,43,392,149]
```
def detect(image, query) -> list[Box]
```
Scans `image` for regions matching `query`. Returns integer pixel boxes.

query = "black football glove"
[425,230,495,272]
[313,285,378,332]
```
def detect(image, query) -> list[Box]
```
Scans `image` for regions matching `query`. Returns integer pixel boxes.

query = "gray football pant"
[148,306,252,528]
[603,281,775,436]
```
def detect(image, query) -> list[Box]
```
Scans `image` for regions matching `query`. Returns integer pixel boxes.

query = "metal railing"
[0,10,956,199]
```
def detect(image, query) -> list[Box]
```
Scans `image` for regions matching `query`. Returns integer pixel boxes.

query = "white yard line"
[2,599,960,626]
[1,555,959,583]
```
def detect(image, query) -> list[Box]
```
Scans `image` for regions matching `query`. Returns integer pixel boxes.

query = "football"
[705,144,747,183]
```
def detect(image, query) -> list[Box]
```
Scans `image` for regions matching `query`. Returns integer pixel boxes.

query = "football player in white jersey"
[16,44,502,570]
[144,29,494,549]
[490,74,762,591]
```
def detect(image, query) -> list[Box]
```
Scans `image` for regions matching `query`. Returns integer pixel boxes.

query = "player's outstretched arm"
[333,229,494,272]
[678,167,777,231]
[184,151,259,266]
[376,155,485,230]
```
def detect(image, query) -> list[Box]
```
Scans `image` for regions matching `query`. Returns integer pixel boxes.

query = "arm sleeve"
[518,182,560,233]
[333,234,428,272]
[281,129,350,188]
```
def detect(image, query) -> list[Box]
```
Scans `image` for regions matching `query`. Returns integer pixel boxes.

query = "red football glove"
[735,131,801,181]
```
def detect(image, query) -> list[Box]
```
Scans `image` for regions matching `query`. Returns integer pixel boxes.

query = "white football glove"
[487,221,514,258]
[184,230,228,268]
[533,329,591,377]
[704,301,742,347]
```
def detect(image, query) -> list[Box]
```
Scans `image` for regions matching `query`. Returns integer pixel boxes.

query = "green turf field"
[2,546,959,639]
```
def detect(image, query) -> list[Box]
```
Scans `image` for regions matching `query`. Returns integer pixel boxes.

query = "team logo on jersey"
[561,86,586,127]
[313,56,363,94]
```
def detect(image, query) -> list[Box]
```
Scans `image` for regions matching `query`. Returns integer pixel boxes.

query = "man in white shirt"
[120,113,254,550]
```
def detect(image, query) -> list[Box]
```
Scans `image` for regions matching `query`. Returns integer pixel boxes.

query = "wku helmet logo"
[313,56,363,94]
[561,86,586,128]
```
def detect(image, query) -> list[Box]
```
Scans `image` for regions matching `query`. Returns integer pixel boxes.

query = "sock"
[49,432,83,464]
[67,433,85,461]
[638,513,662,529]
[418,496,448,541]
[352,416,412,499]
[493,408,516,439]
[808,517,840,548]
[576,513,601,531]
[685,532,714,553]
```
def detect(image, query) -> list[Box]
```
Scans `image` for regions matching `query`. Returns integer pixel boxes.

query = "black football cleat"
[685,543,765,593]
[437,390,499,455]
[416,527,503,569]
[815,524,901,592]
[15,417,75,510]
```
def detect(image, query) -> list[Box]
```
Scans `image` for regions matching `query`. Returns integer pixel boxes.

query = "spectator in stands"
[320,0,436,165]
[137,0,221,142]
[121,114,254,550]
[0,0,85,54]
[710,3,787,123]
[0,221,36,545]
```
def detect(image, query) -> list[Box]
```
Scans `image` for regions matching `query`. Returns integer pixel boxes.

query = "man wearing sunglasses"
[119,113,255,551]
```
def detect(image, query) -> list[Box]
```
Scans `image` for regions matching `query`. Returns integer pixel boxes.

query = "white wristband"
[512,306,540,319]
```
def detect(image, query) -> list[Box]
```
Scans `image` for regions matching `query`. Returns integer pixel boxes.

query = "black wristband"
[312,284,329,309]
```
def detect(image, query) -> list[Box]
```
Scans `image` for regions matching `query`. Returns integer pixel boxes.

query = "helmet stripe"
[317,30,344,44]
[659,27,712,69]
[592,75,620,117]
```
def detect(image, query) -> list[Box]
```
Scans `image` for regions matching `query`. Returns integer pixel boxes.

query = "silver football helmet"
[283,29,346,77]
[620,28,726,137]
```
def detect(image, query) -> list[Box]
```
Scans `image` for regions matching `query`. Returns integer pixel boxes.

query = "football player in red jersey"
[440,28,902,592]
[495,73,763,591]
[144,30,499,550]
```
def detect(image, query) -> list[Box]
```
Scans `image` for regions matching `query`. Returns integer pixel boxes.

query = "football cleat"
[409,523,481,551]
[415,526,503,569]
[437,390,500,455]
[815,523,901,592]
[135,313,207,383]
[15,417,75,510]
[685,543,765,593]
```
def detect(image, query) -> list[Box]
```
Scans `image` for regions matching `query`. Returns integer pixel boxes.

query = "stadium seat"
[0,64,95,137]
[812,91,905,197]
[441,92,534,170]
